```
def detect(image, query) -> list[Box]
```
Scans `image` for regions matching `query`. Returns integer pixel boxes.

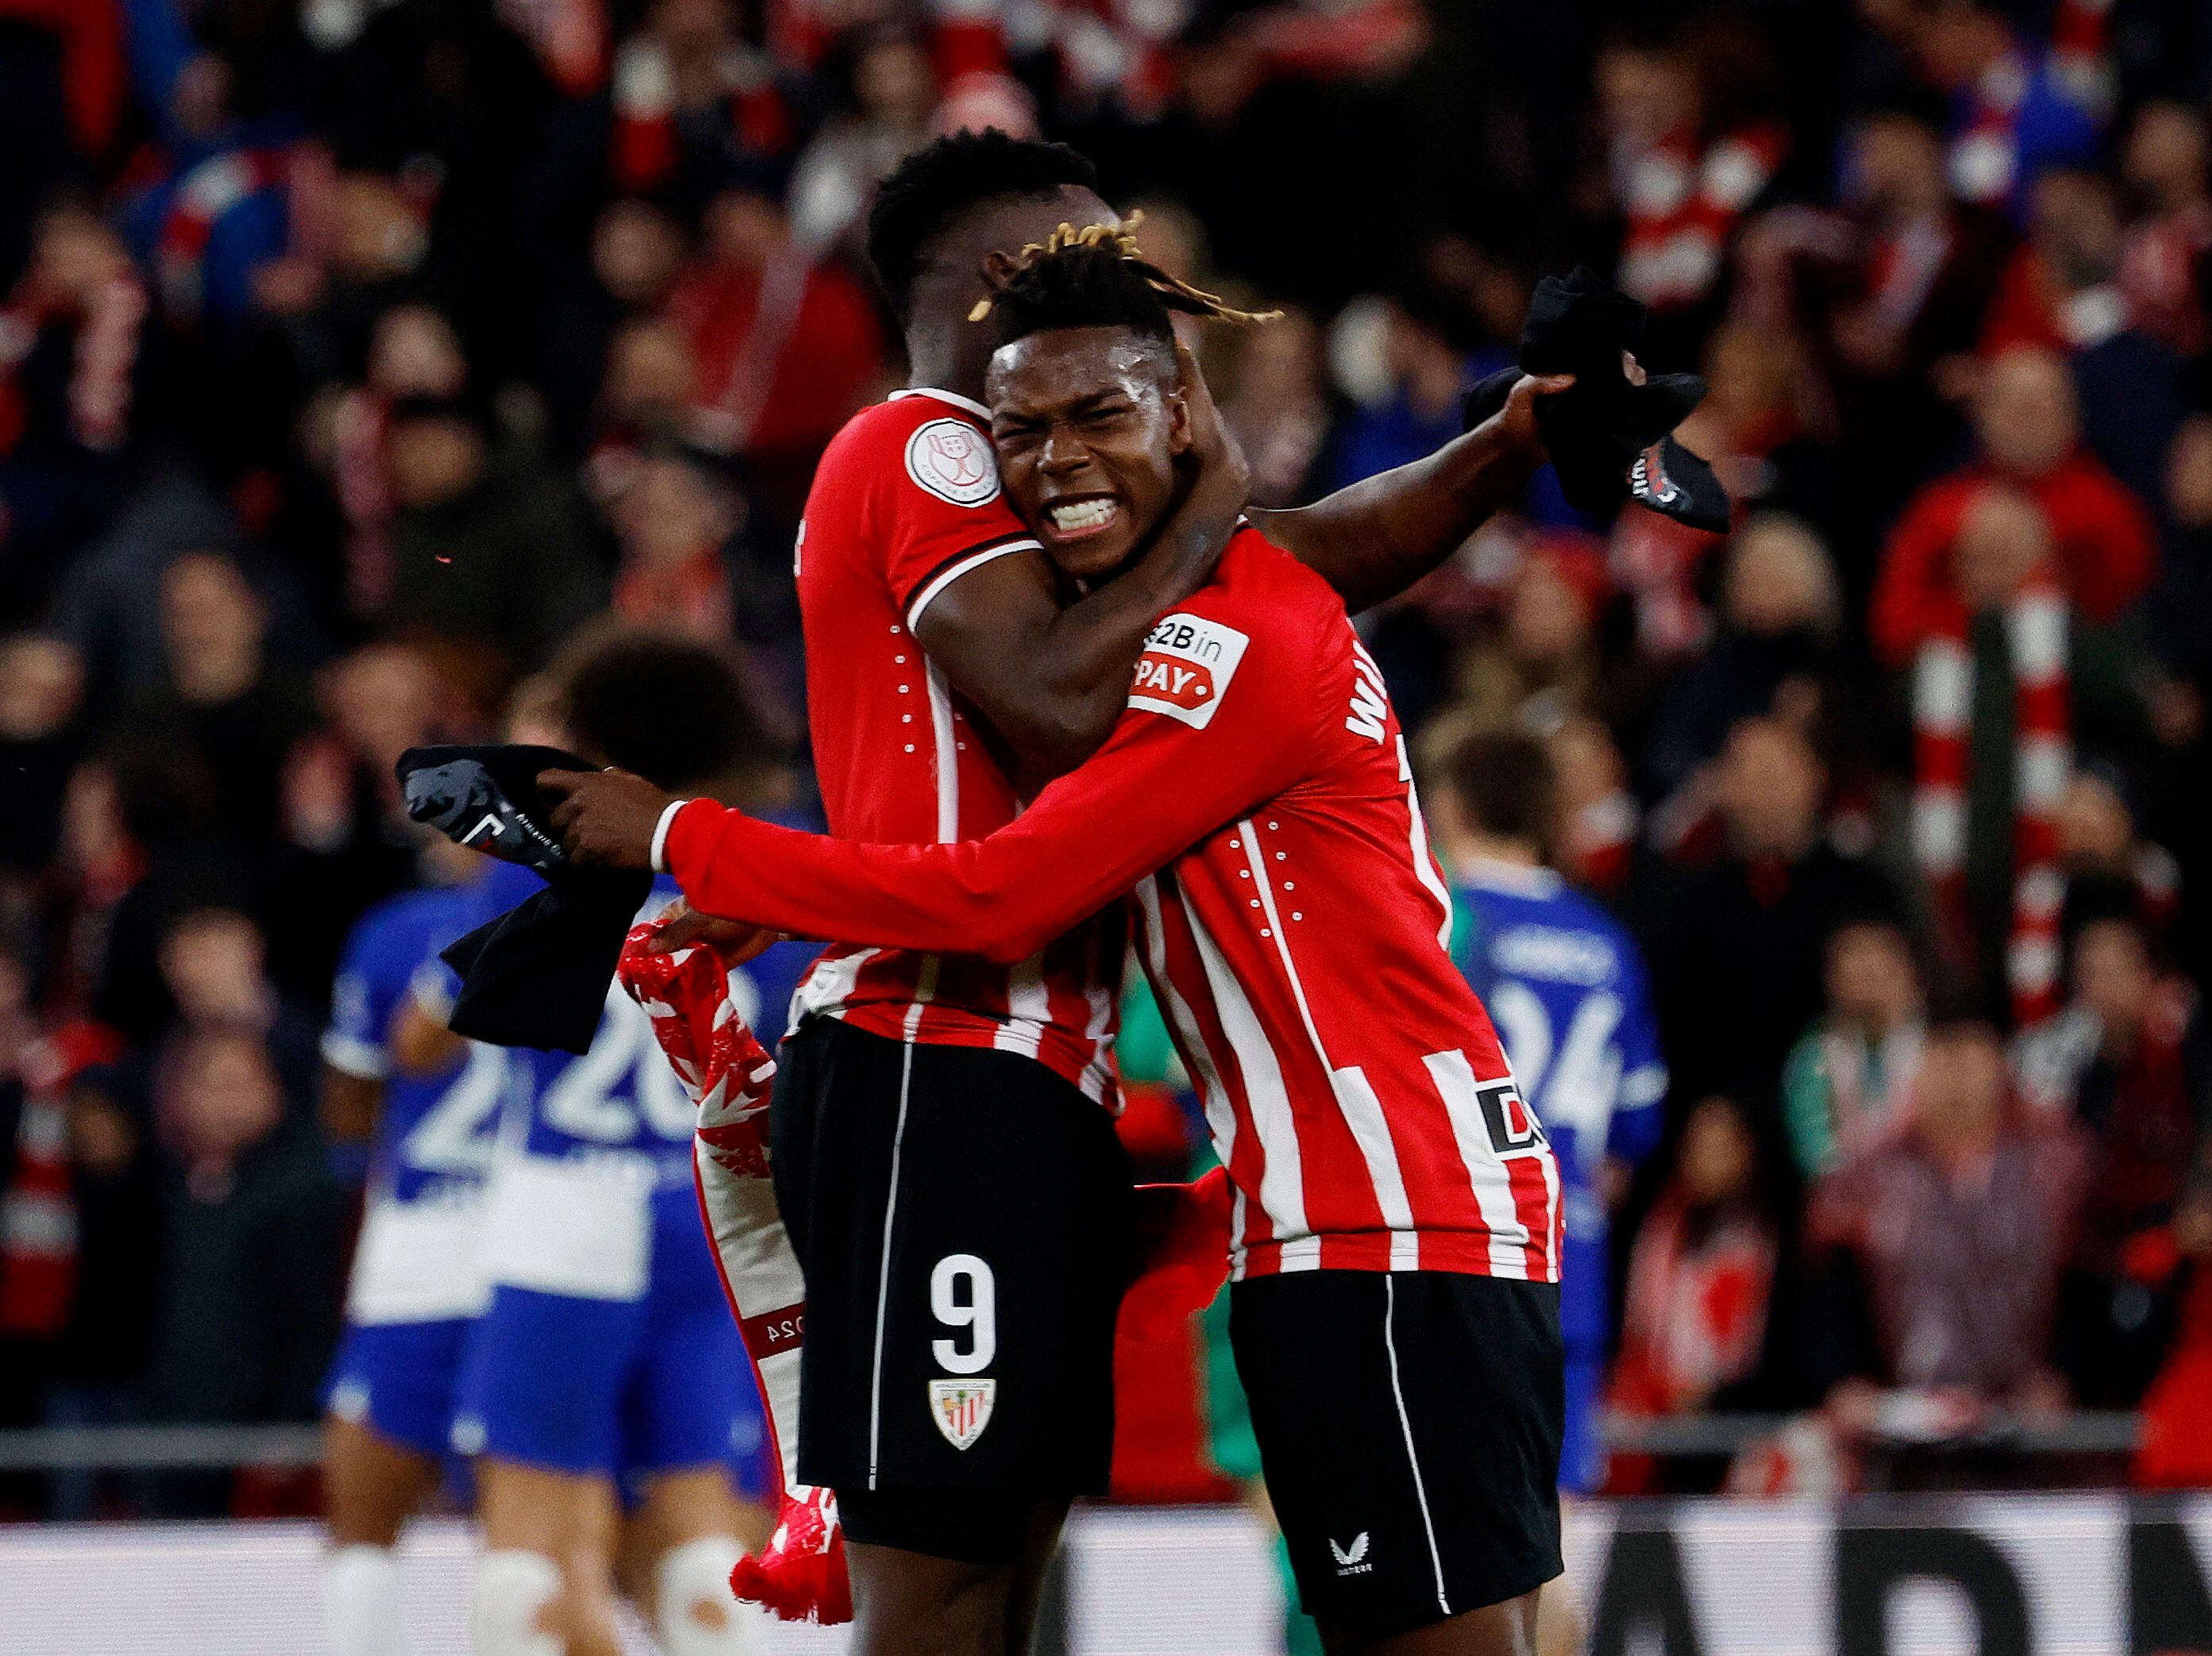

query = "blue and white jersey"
[324,873,514,1325]
[1450,860,1666,1354]
[476,863,814,1304]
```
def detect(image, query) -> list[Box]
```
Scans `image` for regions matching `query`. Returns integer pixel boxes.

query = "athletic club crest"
[927,1377,996,1450]
[904,418,1001,506]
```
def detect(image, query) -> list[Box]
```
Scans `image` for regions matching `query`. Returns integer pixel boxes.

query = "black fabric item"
[1461,267,1732,530]
[395,744,652,1054]
[1230,1270,1563,1636]
[772,1015,1135,1496]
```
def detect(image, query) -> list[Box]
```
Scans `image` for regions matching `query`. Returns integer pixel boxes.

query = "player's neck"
[903,324,989,406]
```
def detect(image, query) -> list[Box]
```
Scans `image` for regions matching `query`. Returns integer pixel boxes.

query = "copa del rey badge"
[928,1378,996,1450]
[904,418,1001,506]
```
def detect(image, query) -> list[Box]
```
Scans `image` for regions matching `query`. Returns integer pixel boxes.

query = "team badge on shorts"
[904,419,1001,506]
[927,1378,996,1450]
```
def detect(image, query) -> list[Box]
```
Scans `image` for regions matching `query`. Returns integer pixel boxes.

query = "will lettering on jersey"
[1131,613,1249,730]
[904,419,1001,506]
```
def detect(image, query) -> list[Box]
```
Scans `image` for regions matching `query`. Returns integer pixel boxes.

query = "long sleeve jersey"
[668,527,1560,1284]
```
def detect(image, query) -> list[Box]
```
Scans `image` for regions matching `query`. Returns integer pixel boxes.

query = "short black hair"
[990,240,1179,357]
[552,626,773,794]
[865,129,1100,324]
[1445,730,1559,852]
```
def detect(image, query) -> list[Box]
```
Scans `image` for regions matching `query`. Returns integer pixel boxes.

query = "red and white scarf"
[1911,579,2071,1024]
[618,918,850,1625]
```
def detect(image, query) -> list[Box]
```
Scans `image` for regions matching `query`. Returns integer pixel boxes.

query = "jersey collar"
[890,386,990,422]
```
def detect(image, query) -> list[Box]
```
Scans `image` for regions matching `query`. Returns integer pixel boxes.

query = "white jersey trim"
[905,538,1041,632]
[888,385,992,422]
[925,660,961,843]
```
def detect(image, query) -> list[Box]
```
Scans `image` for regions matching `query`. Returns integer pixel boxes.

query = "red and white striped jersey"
[791,387,1124,1101]
[668,527,1561,1284]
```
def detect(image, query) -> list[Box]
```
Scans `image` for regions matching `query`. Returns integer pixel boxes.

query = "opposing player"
[447,632,803,1656]
[628,127,1566,1656]
[320,835,512,1656]
[549,239,1567,1655]
[1429,729,1667,1656]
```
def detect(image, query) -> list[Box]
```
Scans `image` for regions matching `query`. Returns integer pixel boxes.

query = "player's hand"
[538,767,674,869]
[647,899,783,962]
[1493,372,1576,454]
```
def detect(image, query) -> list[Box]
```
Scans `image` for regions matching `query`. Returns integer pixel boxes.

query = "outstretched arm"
[1252,372,1569,616]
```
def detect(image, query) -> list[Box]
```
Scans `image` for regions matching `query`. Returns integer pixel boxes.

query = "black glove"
[399,745,581,874]
[1462,268,1731,532]
[398,744,653,1054]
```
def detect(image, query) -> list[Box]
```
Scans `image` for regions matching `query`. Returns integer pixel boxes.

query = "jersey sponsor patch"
[1131,613,1249,730]
[927,1377,996,1450]
[904,419,1001,506]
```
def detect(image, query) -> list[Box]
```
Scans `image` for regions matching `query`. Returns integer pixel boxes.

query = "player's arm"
[1251,372,1568,616]
[664,701,1294,964]
[915,352,1247,786]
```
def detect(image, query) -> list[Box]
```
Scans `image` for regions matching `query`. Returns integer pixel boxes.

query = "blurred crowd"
[5,0,2212,1517]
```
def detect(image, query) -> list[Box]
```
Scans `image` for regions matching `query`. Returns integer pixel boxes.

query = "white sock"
[653,1535,766,1656]
[325,1544,405,1656]
[472,1549,563,1656]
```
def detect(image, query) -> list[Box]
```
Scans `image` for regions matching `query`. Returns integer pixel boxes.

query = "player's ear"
[979,248,1024,296]
[1165,379,1193,456]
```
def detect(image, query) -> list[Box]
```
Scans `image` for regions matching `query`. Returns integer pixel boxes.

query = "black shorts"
[1230,1270,1563,1639]
[771,1016,1135,1526]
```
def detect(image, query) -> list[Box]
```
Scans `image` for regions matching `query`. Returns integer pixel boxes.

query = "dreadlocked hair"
[970,213,1282,341]
[865,129,1099,323]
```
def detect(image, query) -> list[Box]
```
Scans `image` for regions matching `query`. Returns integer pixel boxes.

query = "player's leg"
[475,1458,624,1656]
[1231,1271,1564,1656]
[455,1284,643,1656]
[1533,1353,1605,1656]
[610,1222,776,1655]
[769,1018,1134,1655]
[322,1319,469,1656]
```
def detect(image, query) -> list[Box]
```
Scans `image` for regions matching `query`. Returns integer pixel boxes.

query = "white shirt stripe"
[1421,1047,1532,1279]
[1184,898,1310,1257]
[1237,821,1417,1261]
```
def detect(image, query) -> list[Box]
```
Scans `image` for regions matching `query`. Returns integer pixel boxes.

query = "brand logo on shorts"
[905,419,1001,506]
[928,1378,996,1450]
[1330,1532,1373,1574]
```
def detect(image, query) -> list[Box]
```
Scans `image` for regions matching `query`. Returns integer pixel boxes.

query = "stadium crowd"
[4,0,2212,1522]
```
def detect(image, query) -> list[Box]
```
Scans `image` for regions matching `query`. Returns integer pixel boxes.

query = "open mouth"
[1043,495,1122,541]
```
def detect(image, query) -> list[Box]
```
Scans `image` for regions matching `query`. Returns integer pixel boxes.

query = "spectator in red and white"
[1808,1010,2086,1424]
[2118,100,2212,359]
[2014,914,2210,1404]
[1780,918,1929,1179]
[1904,0,2106,225]
[2050,764,2183,948]
[1595,21,1788,327]
[1883,485,2150,1022]
[1608,1094,1783,1489]
[661,186,886,511]
[1872,345,2155,659]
